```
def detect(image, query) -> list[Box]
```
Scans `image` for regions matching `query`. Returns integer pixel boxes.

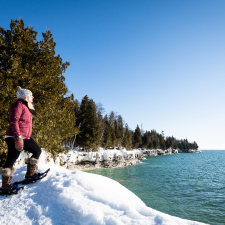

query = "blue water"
[87,151,225,225]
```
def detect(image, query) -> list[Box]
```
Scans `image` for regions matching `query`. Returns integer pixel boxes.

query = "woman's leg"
[4,138,21,169]
[24,137,42,159]
[23,137,42,178]
[1,138,18,188]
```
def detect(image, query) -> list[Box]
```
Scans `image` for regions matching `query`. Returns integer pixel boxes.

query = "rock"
[95,153,100,163]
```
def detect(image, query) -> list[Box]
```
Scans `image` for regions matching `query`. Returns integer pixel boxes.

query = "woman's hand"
[14,136,23,151]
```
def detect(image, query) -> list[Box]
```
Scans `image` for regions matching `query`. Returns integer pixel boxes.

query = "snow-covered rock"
[0,164,207,225]
[143,149,158,156]
[14,148,143,171]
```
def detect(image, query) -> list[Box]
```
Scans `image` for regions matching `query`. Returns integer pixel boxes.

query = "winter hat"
[16,86,32,99]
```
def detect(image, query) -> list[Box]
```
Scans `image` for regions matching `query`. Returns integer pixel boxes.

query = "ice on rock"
[13,148,143,170]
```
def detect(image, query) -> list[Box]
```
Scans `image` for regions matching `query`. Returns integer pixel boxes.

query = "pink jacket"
[5,99,32,139]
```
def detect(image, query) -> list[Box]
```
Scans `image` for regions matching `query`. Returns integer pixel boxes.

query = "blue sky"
[1,0,225,149]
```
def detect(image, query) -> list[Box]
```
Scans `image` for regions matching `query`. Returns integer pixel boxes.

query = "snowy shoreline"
[0,149,208,224]
[14,147,201,172]
[0,163,207,225]
[14,148,145,171]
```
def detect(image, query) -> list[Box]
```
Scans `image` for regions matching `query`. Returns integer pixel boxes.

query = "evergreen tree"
[142,131,150,149]
[173,139,178,150]
[122,124,132,150]
[193,141,198,150]
[102,115,112,148]
[76,95,100,151]
[153,135,160,149]
[186,139,190,150]
[132,125,142,148]
[0,18,75,164]
[115,115,124,147]
[109,111,116,147]
[63,98,80,148]
[159,134,166,150]
[148,141,153,149]
[96,102,105,144]
[171,136,174,149]
[179,142,183,150]
[165,136,172,149]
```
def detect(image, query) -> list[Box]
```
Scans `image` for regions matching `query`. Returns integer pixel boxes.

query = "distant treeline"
[0,19,198,166]
[63,95,199,152]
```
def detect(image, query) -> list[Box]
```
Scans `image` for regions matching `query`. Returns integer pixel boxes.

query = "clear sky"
[1,0,225,149]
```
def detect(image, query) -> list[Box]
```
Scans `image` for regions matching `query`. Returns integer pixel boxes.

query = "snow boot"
[0,167,16,189]
[25,158,39,178]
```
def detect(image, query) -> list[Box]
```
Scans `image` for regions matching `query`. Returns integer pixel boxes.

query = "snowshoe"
[0,183,24,196]
[13,168,50,186]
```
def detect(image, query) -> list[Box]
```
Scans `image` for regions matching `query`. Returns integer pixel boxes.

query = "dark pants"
[4,137,42,169]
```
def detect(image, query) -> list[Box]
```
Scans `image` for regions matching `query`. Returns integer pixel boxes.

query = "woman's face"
[26,94,34,103]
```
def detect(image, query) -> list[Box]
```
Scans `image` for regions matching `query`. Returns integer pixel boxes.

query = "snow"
[14,148,143,169]
[102,149,140,161]
[0,163,207,225]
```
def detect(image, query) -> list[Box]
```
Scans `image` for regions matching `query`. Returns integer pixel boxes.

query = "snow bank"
[0,164,207,225]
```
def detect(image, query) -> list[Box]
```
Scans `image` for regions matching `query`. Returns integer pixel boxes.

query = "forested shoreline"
[63,94,199,152]
[0,19,198,166]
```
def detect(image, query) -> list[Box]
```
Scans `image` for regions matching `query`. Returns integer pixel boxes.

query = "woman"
[0,86,42,190]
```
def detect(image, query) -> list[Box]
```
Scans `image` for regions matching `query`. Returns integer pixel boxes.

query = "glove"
[14,136,24,151]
